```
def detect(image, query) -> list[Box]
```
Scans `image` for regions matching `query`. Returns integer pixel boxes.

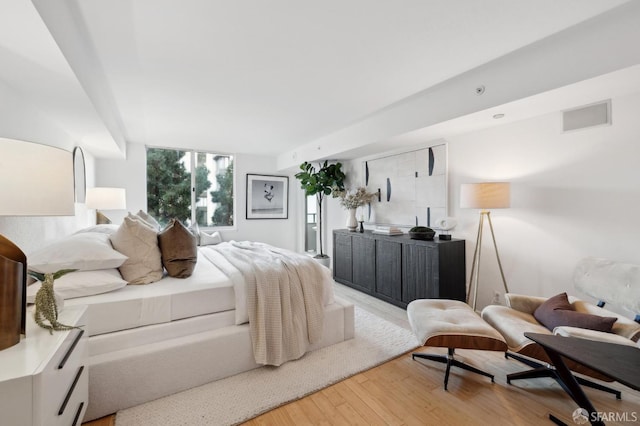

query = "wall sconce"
[86,187,127,224]
[0,138,74,350]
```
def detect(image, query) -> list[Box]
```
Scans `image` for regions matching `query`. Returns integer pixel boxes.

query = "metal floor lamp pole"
[467,211,509,311]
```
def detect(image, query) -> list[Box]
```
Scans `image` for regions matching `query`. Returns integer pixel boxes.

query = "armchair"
[482,257,640,398]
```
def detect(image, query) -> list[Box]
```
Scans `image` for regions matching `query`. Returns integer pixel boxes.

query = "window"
[146,147,234,228]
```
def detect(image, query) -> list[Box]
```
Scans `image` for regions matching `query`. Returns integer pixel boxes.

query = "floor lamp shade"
[460,182,510,210]
[460,182,511,310]
[0,138,75,350]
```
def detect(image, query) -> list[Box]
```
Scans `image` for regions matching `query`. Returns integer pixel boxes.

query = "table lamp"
[86,187,127,224]
[0,138,74,350]
[460,182,510,310]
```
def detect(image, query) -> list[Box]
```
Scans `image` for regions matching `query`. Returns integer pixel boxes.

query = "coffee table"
[525,333,640,426]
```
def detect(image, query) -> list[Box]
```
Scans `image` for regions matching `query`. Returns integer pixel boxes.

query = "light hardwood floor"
[84,283,640,425]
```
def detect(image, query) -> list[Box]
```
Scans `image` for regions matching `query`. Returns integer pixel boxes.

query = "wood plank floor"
[84,283,640,425]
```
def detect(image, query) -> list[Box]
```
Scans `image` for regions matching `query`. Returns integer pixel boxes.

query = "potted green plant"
[295,160,345,265]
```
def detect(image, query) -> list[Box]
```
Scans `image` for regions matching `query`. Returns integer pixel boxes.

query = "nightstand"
[0,305,88,426]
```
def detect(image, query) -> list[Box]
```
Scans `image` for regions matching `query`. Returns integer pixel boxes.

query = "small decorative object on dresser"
[408,226,436,241]
[336,187,377,231]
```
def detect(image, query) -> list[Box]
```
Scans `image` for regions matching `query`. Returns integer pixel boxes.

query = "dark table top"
[525,332,640,392]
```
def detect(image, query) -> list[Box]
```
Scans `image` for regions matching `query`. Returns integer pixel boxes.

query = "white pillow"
[110,216,164,284]
[28,232,128,274]
[74,224,120,235]
[130,211,161,231]
[199,230,222,246]
[27,269,127,302]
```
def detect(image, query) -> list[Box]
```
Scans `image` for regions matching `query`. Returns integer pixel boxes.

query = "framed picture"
[246,174,289,219]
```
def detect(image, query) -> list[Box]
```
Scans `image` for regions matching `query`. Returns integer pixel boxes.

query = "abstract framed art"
[246,174,289,219]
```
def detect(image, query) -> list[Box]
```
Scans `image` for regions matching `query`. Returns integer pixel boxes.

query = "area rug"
[116,306,419,425]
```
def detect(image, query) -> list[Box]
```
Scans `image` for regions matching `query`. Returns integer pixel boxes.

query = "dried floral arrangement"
[336,187,377,209]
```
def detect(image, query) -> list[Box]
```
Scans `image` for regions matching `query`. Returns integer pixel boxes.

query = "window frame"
[145,145,236,230]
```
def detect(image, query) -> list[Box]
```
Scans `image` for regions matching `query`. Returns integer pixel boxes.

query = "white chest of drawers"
[0,305,88,426]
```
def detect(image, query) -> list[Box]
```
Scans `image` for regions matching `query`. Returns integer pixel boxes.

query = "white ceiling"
[0,0,634,158]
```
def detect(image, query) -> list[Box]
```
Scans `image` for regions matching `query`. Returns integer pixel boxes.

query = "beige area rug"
[116,306,419,426]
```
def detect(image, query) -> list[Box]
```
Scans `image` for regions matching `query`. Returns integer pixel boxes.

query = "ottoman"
[407,299,507,390]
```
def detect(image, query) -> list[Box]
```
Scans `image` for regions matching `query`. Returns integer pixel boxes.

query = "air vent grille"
[563,100,611,132]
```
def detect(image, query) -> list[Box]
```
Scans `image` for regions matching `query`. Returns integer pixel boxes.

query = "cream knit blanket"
[205,242,326,366]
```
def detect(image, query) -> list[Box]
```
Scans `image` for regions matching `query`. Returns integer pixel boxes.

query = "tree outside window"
[146,147,234,227]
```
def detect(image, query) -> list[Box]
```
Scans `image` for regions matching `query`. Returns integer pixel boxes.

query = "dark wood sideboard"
[333,229,466,308]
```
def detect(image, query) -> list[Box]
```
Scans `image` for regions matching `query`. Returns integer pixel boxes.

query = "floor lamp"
[460,182,510,311]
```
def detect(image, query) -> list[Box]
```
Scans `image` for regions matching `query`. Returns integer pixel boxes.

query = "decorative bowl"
[409,230,435,240]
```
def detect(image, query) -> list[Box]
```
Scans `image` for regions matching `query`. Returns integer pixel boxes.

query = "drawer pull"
[59,366,84,416]
[58,329,84,369]
[72,401,85,426]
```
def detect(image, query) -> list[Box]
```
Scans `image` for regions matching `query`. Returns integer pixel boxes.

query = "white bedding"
[65,243,335,341]
[203,242,331,366]
[65,250,235,336]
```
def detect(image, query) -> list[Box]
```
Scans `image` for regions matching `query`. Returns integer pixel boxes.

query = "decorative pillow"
[158,219,197,278]
[27,269,127,302]
[199,230,222,246]
[74,224,120,235]
[110,217,164,284]
[28,232,128,274]
[135,210,161,231]
[534,292,617,332]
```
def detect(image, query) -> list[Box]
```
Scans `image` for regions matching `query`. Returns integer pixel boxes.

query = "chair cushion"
[534,292,617,333]
[407,299,506,351]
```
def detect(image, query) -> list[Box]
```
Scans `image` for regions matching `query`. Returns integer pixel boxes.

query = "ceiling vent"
[562,100,611,132]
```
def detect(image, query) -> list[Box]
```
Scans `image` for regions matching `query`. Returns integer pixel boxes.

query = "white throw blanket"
[203,242,326,366]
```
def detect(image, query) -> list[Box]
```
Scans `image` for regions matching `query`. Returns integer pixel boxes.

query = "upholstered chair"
[482,257,640,398]
[483,293,639,398]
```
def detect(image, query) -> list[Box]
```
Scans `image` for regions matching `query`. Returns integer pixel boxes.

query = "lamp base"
[0,234,27,350]
[438,234,452,241]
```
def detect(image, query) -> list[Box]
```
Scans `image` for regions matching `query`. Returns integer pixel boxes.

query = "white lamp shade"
[0,138,74,216]
[460,182,510,209]
[86,187,127,210]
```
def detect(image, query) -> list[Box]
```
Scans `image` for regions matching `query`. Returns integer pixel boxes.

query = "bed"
[27,225,355,422]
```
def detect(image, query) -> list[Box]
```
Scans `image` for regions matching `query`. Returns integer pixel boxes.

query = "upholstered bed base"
[84,297,354,421]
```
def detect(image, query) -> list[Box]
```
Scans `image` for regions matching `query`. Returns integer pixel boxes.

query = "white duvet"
[202,241,334,366]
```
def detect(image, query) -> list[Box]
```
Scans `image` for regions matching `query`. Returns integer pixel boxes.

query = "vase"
[346,208,358,232]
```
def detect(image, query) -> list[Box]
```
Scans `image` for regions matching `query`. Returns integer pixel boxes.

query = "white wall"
[447,91,640,310]
[95,144,300,251]
[0,79,97,252]
[325,91,640,312]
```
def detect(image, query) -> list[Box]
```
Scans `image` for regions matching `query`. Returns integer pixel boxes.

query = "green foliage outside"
[147,148,192,225]
[147,148,233,227]
[210,161,234,226]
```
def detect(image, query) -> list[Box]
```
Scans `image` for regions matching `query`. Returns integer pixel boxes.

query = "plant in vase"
[336,187,377,231]
[28,269,78,333]
[295,160,346,262]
